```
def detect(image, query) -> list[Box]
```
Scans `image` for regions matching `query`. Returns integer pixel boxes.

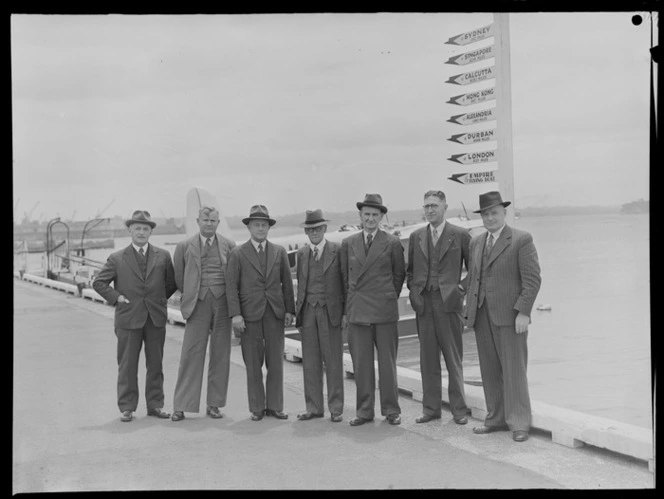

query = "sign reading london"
[445,24,494,46]
[446,66,495,86]
[447,170,497,185]
[447,150,497,165]
[447,108,495,125]
[447,87,495,106]
[448,128,496,144]
[446,45,495,66]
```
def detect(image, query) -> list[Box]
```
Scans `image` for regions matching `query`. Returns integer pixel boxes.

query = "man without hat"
[226,205,296,421]
[465,191,542,442]
[93,210,177,422]
[340,194,406,426]
[170,206,237,422]
[294,209,345,423]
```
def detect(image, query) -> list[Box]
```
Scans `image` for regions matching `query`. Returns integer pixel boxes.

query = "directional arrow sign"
[447,128,496,144]
[446,66,495,85]
[448,150,497,165]
[447,87,495,106]
[446,45,495,66]
[447,108,495,125]
[445,24,494,46]
[448,170,498,185]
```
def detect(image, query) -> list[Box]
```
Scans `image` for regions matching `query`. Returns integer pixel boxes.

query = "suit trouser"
[240,305,285,414]
[115,314,166,412]
[300,303,344,416]
[348,322,400,419]
[417,290,470,419]
[173,292,232,412]
[474,303,531,431]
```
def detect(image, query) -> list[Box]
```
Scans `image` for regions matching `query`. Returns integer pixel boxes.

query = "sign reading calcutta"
[445,45,495,66]
[447,128,496,144]
[447,87,495,106]
[447,108,495,125]
[446,66,495,85]
[445,24,494,46]
[447,170,497,185]
[448,150,497,165]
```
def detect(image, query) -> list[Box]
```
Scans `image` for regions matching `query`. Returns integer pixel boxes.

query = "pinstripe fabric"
[464,224,541,432]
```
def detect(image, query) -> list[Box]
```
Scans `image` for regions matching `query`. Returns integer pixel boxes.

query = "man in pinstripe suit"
[464,191,541,442]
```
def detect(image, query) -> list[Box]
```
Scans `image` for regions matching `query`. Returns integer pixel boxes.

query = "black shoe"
[265,409,288,420]
[330,414,343,423]
[513,430,529,442]
[250,411,264,421]
[297,411,324,421]
[454,415,469,425]
[147,407,171,419]
[349,416,373,426]
[472,425,510,434]
[386,414,401,426]
[206,406,224,419]
[120,410,133,422]
[171,411,185,422]
[415,414,441,424]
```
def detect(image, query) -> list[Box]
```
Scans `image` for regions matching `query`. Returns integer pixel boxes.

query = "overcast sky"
[11,12,654,221]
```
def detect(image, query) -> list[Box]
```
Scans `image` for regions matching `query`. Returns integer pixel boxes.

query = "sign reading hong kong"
[447,87,495,106]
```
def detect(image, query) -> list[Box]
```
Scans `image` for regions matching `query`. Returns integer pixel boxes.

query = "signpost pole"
[493,13,515,225]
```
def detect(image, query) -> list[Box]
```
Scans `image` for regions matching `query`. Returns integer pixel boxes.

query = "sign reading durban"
[447,150,497,165]
[447,108,496,126]
[448,129,496,144]
[445,45,495,66]
[447,170,497,185]
[445,24,494,46]
[447,87,495,106]
[446,66,495,86]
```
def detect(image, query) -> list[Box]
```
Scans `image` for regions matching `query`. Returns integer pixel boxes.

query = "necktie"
[486,234,495,254]
[365,233,373,255]
[258,243,266,270]
[313,247,319,261]
[432,228,439,246]
[206,238,212,248]
[138,247,145,258]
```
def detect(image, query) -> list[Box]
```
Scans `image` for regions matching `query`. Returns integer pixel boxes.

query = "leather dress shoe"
[386,414,401,426]
[171,411,185,422]
[513,430,529,442]
[454,416,469,425]
[207,406,224,419]
[147,407,171,419]
[120,410,133,422]
[349,416,373,426]
[472,425,510,434]
[265,409,289,419]
[415,414,441,424]
[297,411,324,421]
[250,411,264,421]
[330,414,343,423]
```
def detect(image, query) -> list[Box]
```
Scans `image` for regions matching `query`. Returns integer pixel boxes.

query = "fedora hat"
[125,210,156,228]
[356,193,388,214]
[242,204,276,226]
[473,191,512,213]
[300,209,330,228]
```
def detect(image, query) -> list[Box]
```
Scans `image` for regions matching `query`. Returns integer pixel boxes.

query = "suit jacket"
[173,232,236,320]
[406,222,470,315]
[465,225,542,327]
[226,240,296,322]
[93,244,177,329]
[340,230,406,325]
[295,240,345,328]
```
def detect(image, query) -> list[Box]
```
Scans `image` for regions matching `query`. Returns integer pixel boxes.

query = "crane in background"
[23,201,40,224]
[95,198,115,218]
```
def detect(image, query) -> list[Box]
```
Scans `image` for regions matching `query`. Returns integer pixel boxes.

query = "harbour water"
[21,212,652,429]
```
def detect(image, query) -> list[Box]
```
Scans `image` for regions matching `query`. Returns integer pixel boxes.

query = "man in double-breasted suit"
[295,209,345,423]
[171,206,236,422]
[93,210,177,422]
[465,191,541,442]
[340,193,406,426]
[407,190,471,425]
[226,204,295,421]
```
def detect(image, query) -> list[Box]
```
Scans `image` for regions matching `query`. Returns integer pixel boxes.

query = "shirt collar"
[429,220,445,236]
[251,239,266,251]
[200,233,216,246]
[132,242,149,253]
[488,224,506,243]
[363,229,378,242]
[311,238,326,254]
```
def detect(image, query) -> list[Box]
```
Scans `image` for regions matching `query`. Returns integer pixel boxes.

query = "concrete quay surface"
[13,279,654,492]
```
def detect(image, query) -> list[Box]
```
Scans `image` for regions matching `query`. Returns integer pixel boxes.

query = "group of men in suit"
[94,189,541,443]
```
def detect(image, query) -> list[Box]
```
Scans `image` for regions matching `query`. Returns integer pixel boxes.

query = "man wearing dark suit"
[407,190,471,425]
[294,209,345,423]
[340,193,406,426]
[171,206,236,422]
[93,210,177,423]
[465,191,542,442]
[226,205,296,421]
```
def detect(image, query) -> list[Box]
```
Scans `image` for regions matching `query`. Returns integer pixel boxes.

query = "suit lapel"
[241,241,263,275]
[437,223,454,262]
[488,226,512,266]
[215,232,228,265]
[418,228,429,261]
[358,230,386,280]
[265,241,278,277]
[123,245,144,280]
[322,242,335,273]
[145,244,158,279]
[350,233,366,267]
[189,235,201,271]
[474,233,487,274]
[301,246,310,282]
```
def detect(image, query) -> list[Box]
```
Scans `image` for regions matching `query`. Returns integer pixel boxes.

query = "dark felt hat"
[300,209,330,228]
[473,191,511,213]
[242,204,276,226]
[125,210,156,228]
[356,193,388,214]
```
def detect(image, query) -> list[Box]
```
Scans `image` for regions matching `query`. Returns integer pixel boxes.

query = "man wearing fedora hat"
[226,204,296,421]
[464,191,541,442]
[340,194,406,426]
[93,210,177,423]
[294,209,345,423]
